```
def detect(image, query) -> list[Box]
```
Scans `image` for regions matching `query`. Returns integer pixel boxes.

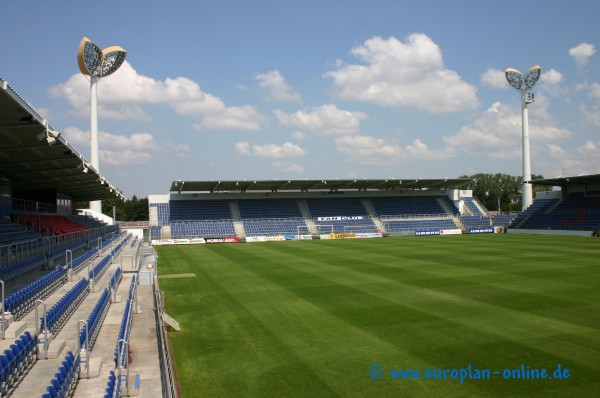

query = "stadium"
[1,66,600,398]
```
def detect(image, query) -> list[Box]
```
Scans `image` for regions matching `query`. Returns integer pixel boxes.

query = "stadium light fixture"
[37,129,59,145]
[505,65,541,210]
[78,36,126,213]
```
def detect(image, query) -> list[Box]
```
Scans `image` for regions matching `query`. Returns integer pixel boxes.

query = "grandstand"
[0,77,167,397]
[2,71,599,398]
[149,175,600,241]
[149,180,522,240]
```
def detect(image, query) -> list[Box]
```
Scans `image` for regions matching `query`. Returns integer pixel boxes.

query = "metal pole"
[155,290,164,314]
[35,299,48,359]
[77,320,90,378]
[521,92,533,210]
[89,76,102,214]
[1,280,4,340]
[66,249,73,281]
[118,338,130,396]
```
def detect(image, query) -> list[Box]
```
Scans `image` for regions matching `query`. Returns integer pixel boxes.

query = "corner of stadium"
[1,74,599,397]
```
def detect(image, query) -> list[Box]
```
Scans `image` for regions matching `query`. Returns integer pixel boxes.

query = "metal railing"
[154,273,179,398]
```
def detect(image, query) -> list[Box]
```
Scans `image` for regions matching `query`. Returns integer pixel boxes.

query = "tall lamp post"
[505,65,541,211]
[77,37,127,214]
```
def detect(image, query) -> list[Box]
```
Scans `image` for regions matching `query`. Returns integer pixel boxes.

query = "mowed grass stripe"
[158,235,600,397]
[240,240,599,381]
[160,244,430,397]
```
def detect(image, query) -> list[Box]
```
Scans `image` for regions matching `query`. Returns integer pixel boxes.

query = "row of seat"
[115,275,137,368]
[79,288,111,350]
[0,229,41,245]
[109,267,122,294]
[41,277,89,335]
[170,221,236,238]
[71,246,100,272]
[17,214,88,237]
[0,331,37,397]
[41,351,80,398]
[3,267,66,319]
[89,256,112,283]
[0,254,44,283]
[104,370,122,398]
[242,218,307,236]
[48,239,85,261]
[384,219,457,232]
[460,216,492,229]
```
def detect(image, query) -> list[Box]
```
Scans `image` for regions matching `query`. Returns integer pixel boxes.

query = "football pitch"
[156,235,600,397]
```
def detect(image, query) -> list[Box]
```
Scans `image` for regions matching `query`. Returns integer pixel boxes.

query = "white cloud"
[541,69,564,85]
[335,135,454,165]
[274,104,366,135]
[569,42,596,70]
[51,61,266,131]
[101,149,152,165]
[325,34,479,113]
[545,140,600,177]
[255,70,302,103]
[443,101,572,159]
[589,82,600,100]
[481,68,507,89]
[539,69,567,97]
[62,126,189,165]
[291,131,306,140]
[194,106,267,131]
[234,141,306,158]
[576,83,600,126]
[581,104,600,126]
[271,161,304,173]
[547,144,566,156]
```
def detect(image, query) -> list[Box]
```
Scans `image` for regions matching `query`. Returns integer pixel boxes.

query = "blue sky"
[2,1,599,198]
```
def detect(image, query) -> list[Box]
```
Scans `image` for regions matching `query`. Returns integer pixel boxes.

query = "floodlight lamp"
[46,136,56,145]
[82,164,89,173]
[524,65,541,90]
[77,37,127,78]
[505,65,541,93]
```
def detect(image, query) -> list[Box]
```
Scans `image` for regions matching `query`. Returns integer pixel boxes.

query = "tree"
[73,196,149,221]
[459,173,548,212]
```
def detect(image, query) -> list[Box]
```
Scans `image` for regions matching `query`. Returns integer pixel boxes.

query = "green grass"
[157,235,600,397]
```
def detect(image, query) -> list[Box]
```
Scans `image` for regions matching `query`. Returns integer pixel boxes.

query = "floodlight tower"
[505,65,541,211]
[77,37,126,213]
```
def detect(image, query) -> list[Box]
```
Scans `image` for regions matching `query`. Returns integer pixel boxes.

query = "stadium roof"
[169,178,472,194]
[532,174,600,188]
[0,77,124,202]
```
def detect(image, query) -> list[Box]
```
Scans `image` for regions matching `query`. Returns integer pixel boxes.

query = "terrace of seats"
[238,199,307,236]
[153,195,474,237]
[16,215,88,236]
[168,200,236,238]
[384,218,457,232]
[460,215,492,229]
[169,200,231,221]
[306,197,376,233]
[514,193,600,230]
[0,232,162,398]
[370,196,453,216]
[463,197,484,216]
[170,220,236,238]
[0,223,41,246]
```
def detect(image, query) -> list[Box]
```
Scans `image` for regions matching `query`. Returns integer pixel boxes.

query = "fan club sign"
[317,216,364,221]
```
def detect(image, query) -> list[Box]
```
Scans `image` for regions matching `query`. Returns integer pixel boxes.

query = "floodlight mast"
[505,65,540,211]
[77,37,126,213]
